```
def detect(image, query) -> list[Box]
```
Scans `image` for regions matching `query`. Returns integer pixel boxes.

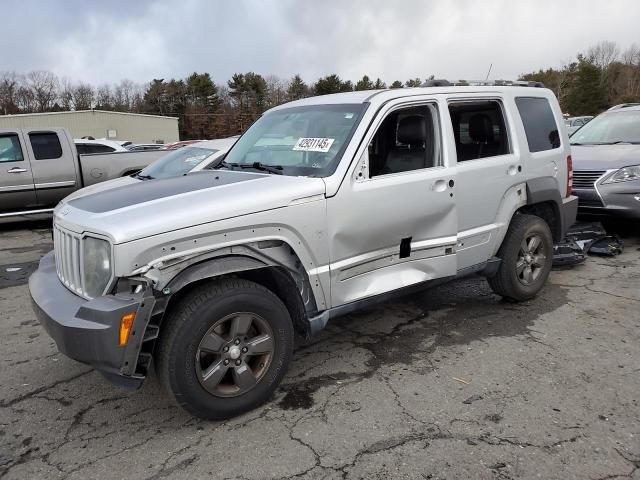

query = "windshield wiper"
[214,160,239,170]
[135,173,154,180]
[237,162,284,175]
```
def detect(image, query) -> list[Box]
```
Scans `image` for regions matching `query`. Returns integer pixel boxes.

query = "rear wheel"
[488,214,553,301]
[156,278,293,419]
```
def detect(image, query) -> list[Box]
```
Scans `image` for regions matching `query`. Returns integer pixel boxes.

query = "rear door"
[445,95,523,271]
[0,129,38,214]
[24,128,79,207]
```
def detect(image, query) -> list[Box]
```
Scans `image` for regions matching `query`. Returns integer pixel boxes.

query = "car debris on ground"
[553,221,624,266]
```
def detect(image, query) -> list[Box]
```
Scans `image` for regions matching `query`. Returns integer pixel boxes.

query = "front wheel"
[488,214,553,301]
[155,279,294,419]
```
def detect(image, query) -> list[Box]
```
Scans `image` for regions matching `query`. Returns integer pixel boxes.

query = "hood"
[61,176,140,204]
[572,144,640,170]
[56,170,326,244]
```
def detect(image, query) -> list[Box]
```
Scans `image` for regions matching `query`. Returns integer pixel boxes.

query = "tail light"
[566,155,573,197]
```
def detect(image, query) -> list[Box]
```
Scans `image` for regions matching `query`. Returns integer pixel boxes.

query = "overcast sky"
[3,0,640,86]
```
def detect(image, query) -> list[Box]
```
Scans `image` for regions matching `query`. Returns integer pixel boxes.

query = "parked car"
[126,143,166,151]
[565,116,593,135]
[60,137,238,202]
[30,85,577,419]
[74,138,129,154]
[0,127,168,221]
[570,105,640,218]
[163,139,203,150]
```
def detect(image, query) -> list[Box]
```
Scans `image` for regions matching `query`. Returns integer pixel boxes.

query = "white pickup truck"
[0,127,167,221]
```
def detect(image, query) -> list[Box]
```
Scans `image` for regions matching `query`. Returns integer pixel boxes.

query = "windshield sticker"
[293,137,335,153]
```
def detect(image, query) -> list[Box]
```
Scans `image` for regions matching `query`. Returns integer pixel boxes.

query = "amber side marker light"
[119,312,136,346]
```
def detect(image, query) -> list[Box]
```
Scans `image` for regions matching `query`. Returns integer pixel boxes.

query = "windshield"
[570,111,640,144]
[223,104,366,176]
[139,146,218,179]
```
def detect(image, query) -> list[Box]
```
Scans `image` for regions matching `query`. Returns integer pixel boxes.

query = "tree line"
[1,40,638,138]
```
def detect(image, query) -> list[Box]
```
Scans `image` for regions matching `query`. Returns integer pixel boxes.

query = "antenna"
[485,63,493,81]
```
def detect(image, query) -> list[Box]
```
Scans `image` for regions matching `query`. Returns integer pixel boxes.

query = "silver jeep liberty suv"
[30,84,577,419]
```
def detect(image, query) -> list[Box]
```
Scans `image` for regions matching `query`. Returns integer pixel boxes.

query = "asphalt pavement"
[1,220,639,480]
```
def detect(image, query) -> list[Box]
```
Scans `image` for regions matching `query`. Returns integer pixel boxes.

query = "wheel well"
[516,201,561,241]
[158,267,311,340]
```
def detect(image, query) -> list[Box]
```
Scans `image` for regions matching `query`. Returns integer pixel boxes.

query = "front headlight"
[604,165,640,183]
[83,236,113,298]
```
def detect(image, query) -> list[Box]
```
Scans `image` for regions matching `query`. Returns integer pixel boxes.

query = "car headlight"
[604,165,640,183]
[83,236,113,298]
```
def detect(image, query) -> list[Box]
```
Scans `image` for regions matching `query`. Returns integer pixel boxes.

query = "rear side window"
[29,132,63,160]
[90,144,115,153]
[0,134,24,163]
[515,97,560,152]
[448,100,510,162]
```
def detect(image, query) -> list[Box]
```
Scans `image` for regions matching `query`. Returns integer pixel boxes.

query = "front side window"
[140,146,218,179]
[515,97,560,152]
[223,104,366,177]
[570,111,640,145]
[448,100,510,162]
[0,135,24,163]
[29,132,63,160]
[368,104,442,177]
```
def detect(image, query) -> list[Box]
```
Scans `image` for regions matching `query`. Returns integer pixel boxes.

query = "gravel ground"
[0,220,639,480]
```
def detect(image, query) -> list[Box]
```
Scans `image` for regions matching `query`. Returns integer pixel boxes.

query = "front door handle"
[7,167,28,174]
[433,179,448,192]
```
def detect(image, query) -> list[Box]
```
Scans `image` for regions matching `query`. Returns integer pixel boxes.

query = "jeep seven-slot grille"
[53,225,84,296]
[573,170,606,190]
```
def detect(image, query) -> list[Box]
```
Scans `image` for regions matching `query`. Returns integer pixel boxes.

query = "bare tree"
[587,41,620,70]
[16,85,36,112]
[27,70,59,111]
[95,85,112,109]
[0,72,21,114]
[72,83,94,110]
[265,75,287,107]
[59,77,74,110]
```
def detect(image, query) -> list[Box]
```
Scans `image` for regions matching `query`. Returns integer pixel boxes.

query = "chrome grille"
[54,225,84,296]
[573,170,606,190]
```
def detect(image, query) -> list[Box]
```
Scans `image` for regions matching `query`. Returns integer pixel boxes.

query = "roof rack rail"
[607,103,640,111]
[420,79,546,88]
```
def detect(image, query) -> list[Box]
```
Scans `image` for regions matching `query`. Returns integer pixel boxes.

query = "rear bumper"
[560,195,579,236]
[29,251,155,389]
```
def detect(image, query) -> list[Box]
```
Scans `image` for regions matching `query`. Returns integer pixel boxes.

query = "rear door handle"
[507,165,521,176]
[7,167,28,174]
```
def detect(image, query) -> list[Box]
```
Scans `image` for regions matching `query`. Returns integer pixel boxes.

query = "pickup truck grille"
[573,170,606,190]
[53,225,84,296]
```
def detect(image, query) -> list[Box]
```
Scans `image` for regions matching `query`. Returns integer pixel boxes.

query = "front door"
[326,100,457,307]
[0,129,37,214]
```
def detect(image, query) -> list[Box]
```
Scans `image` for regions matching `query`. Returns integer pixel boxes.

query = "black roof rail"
[420,79,546,88]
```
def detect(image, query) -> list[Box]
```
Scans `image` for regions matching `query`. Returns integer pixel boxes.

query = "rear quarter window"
[515,97,560,152]
[29,132,63,160]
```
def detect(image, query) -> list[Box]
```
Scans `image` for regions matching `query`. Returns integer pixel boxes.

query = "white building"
[0,110,179,144]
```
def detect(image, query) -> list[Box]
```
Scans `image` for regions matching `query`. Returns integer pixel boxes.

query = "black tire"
[155,278,294,419]
[488,213,553,301]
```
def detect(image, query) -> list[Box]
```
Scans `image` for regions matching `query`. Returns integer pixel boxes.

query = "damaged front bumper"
[29,251,156,389]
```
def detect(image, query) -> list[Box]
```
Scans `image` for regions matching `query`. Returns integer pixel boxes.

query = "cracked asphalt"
[1,220,639,479]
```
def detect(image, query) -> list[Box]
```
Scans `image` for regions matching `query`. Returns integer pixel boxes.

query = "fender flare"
[525,176,564,239]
